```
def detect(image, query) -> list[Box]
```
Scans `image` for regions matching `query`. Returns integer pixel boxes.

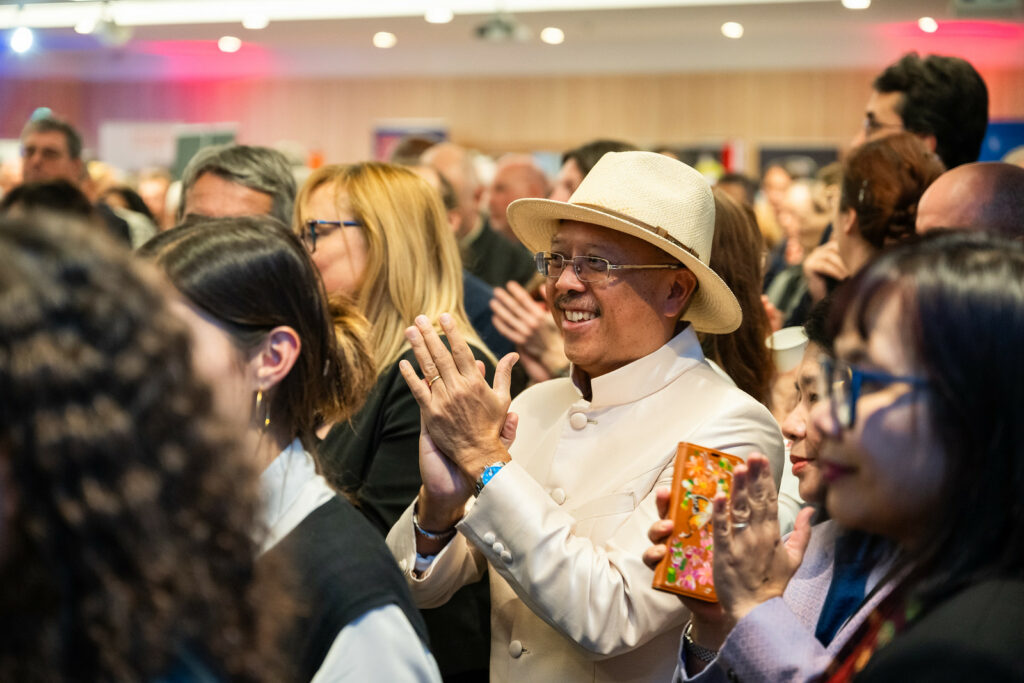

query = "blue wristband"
[474,461,507,496]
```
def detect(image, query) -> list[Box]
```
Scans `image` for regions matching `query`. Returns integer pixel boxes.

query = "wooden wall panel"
[3,67,1022,172]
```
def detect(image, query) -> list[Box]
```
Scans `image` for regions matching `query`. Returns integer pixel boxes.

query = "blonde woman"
[295,161,495,679]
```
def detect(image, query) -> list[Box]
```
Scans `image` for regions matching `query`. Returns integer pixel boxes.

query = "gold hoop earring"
[255,389,271,430]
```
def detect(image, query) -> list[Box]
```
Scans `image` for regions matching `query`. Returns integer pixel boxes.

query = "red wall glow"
[130,40,278,80]
[878,21,1024,67]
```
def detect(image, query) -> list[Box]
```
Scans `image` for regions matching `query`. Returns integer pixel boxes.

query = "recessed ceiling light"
[373,31,397,48]
[918,16,938,33]
[425,7,454,24]
[218,35,242,52]
[11,26,33,53]
[721,21,744,39]
[74,17,97,34]
[540,26,564,44]
[242,14,269,30]
[841,0,871,9]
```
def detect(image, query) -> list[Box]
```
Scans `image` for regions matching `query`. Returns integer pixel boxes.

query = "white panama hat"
[507,150,741,334]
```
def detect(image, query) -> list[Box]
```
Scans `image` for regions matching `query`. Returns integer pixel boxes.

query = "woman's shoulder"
[857,579,1024,681]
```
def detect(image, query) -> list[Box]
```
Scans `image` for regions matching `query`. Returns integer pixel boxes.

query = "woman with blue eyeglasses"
[649,230,1024,681]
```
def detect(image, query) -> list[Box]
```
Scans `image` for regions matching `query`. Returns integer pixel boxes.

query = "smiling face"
[543,221,693,379]
[811,292,944,544]
[782,343,827,503]
[300,182,369,298]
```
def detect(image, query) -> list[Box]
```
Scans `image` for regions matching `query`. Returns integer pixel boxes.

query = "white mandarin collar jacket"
[389,326,785,683]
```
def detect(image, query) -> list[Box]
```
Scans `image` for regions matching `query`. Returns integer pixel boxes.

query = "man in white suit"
[388,151,784,682]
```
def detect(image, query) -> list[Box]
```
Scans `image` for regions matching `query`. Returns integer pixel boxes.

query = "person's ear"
[917,133,938,155]
[839,207,857,236]
[251,326,301,393]
[664,268,698,319]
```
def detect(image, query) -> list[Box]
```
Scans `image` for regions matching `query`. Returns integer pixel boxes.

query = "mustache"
[554,292,598,310]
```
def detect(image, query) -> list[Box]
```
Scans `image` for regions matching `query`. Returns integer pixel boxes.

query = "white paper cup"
[767,326,809,373]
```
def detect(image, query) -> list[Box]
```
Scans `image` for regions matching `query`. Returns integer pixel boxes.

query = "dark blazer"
[855,579,1024,682]
[317,343,495,681]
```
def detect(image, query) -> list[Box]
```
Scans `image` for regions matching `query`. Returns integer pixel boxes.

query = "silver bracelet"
[683,620,719,664]
[413,510,456,540]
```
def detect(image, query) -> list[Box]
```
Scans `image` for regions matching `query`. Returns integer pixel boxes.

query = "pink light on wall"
[877,21,1024,67]
[127,40,279,80]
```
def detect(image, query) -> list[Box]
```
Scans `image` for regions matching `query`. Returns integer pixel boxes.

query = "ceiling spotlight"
[841,0,871,9]
[918,16,938,33]
[10,26,33,53]
[218,35,242,53]
[373,31,397,48]
[425,7,454,24]
[242,14,270,30]
[75,17,98,34]
[540,27,565,45]
[721,22,744,39]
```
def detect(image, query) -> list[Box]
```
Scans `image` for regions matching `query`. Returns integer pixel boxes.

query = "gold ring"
[427,374,442,388]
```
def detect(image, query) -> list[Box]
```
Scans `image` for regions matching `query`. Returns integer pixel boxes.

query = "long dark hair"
[0,215,284,680]
[832,230,1024,600]
[701,189,774,405]
[140,216,374,449]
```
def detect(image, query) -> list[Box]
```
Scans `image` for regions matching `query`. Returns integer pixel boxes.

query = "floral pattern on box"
[652,443,742,602]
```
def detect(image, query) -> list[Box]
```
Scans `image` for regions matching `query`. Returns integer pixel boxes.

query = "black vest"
[262,496,430,681]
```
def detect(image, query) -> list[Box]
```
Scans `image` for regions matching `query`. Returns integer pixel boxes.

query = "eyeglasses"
[302,219,362,253]
[535,251,683,284]
[861,116,903,137]
[820,356,928,430]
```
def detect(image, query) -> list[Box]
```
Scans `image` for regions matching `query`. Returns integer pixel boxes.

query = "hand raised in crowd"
[803,241,848,303]
[490,281,567,382]
[711,454,814,623]
[643,487,737,658]
[760,294,783,333]
[399,313,519,498]
[784,236,805,266]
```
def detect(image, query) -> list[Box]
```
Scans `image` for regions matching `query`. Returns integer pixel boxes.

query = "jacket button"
[509,640,524,658]
[492,542,505,555]
[569,412,588,430]
[550,488,566,505]
[483,532,496,545]
[501,550,514,564]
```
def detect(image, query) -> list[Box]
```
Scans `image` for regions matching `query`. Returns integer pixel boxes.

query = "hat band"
[571,203,701,261]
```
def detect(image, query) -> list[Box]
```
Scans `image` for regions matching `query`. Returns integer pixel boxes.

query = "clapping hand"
[399,313,518,487]
[710,454,814,622]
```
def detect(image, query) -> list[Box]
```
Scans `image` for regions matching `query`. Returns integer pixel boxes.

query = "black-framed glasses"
[534,251,682,284]
[302,219,362,253]
[820,356,928,430]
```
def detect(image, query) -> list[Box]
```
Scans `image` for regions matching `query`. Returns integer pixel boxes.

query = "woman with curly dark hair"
[141,216,441,683]
[0,214,283,681]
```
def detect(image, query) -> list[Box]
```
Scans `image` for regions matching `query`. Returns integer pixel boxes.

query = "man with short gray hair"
[20,115,84,185]
[179,144,296,227]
